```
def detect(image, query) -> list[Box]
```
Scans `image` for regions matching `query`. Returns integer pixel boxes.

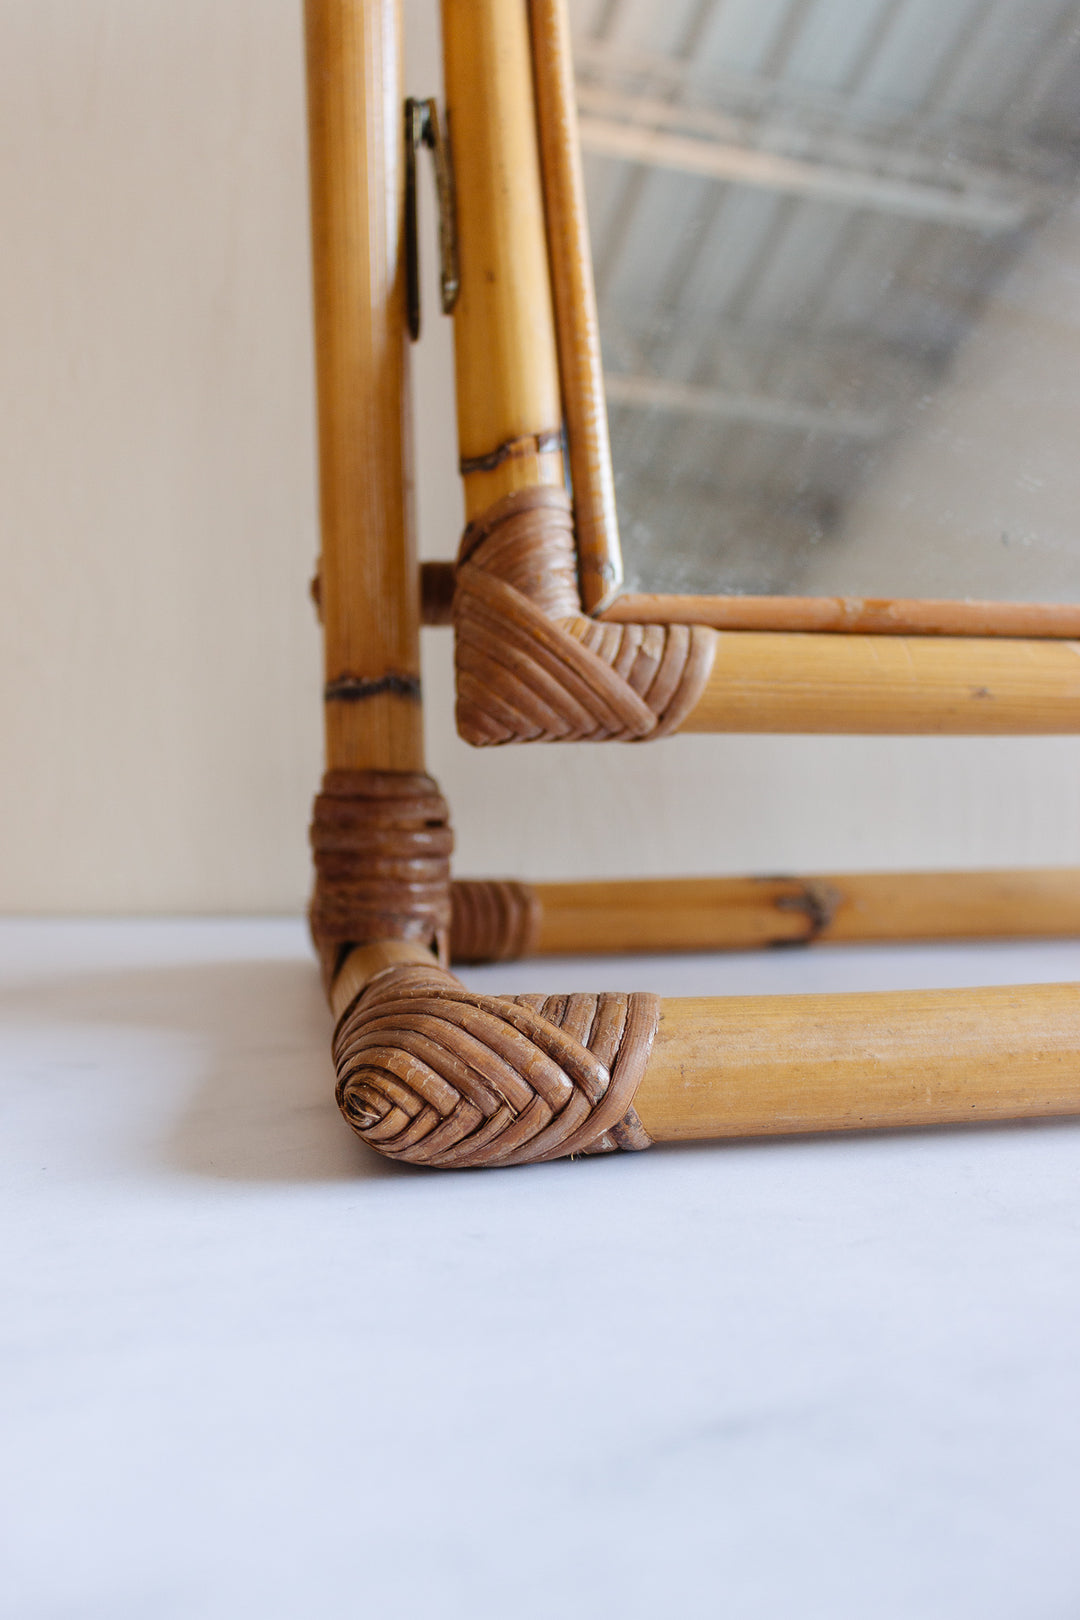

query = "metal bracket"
[405,97,459,342]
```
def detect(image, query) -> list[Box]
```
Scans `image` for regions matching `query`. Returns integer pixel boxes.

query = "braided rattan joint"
[333,960,658,1168]
[452,487,717,745]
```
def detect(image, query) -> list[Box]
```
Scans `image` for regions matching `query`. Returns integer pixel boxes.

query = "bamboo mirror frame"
[439,0,1080,742]
[304,0,1080,1172]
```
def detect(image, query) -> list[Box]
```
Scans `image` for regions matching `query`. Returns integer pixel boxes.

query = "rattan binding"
[454,487,717,744]
[450,879,542,963]
[334,961,658,1167]
[309,770,454,986]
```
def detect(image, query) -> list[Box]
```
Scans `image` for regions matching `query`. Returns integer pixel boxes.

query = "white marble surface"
[4,919,1080,1619]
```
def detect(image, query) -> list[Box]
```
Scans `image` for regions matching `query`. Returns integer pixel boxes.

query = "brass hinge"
[405,97,459,342]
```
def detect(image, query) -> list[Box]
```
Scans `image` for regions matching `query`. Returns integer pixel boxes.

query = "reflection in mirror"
[572,0,1080,604]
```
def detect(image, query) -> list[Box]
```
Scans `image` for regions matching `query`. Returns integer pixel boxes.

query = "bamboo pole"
[330,940,440,1021]
[676,631,1080,734]
[602,593,1080,640]
[516,869,1080,956]
[330,953,1080,1161]
[530,0,621,611]
[442,0,566,520]
[636,982,1080,1141]
[305,0,423,772]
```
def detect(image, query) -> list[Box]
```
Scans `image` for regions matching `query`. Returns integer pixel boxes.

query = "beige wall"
[3,0,1080,913]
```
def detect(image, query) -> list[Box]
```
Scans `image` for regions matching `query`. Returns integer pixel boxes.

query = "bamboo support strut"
[305,0,422,772]
[330,939,438,1021]
[530,0,622,612]
[675,631,1080,734]
[637,983,1080,1141]
[459,868,1080,958]
[305,0,454,986]
[442,0,566,520]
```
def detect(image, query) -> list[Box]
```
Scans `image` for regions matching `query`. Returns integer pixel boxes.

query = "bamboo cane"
[330,939,440,1021]
[529,0,621,612]
[306,0,455,993]
[498,869,1080,957]
[329,944,1080,1165]
[602,593,1080,639]
[636,982,1080,1141]
[429,579,1080,638]
[305,0,422,772]
[442,0,566,520]
[675,631,1080,734]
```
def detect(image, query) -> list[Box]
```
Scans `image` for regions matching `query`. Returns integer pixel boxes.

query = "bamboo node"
[459,429,564,477]
[450,879,541,962]
[333,961,658,1168]
[324,672,422,703]
[772,878,844,942]
[453,486,717,743]
[309,771,453,987]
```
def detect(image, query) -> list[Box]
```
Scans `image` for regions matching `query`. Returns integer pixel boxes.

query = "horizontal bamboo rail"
[676,631,1080,734]
[443,573,1080,742]
[425,570,1080,641]
[329,945,1080,1165]
[636,982,1080,1141]
[602,594,1080,639]
[516,869,1080,956]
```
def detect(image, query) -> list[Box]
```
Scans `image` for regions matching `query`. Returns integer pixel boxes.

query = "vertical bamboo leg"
[305,0,452,990]
[305,0,423,773]
[442,0,566,520]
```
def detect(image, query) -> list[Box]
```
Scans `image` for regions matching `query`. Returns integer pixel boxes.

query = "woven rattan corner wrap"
[334,961,659,1167]
[453,487,718,744]
[309,771,454,986]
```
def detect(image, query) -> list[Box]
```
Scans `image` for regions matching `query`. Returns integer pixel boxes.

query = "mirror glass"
[572,0,1080,603]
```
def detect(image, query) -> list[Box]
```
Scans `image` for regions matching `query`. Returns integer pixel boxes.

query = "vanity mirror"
[573,0,1080,622]
[303,0,1080,1172]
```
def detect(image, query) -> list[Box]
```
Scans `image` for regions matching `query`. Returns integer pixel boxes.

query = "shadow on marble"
[0,953,411,1186]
